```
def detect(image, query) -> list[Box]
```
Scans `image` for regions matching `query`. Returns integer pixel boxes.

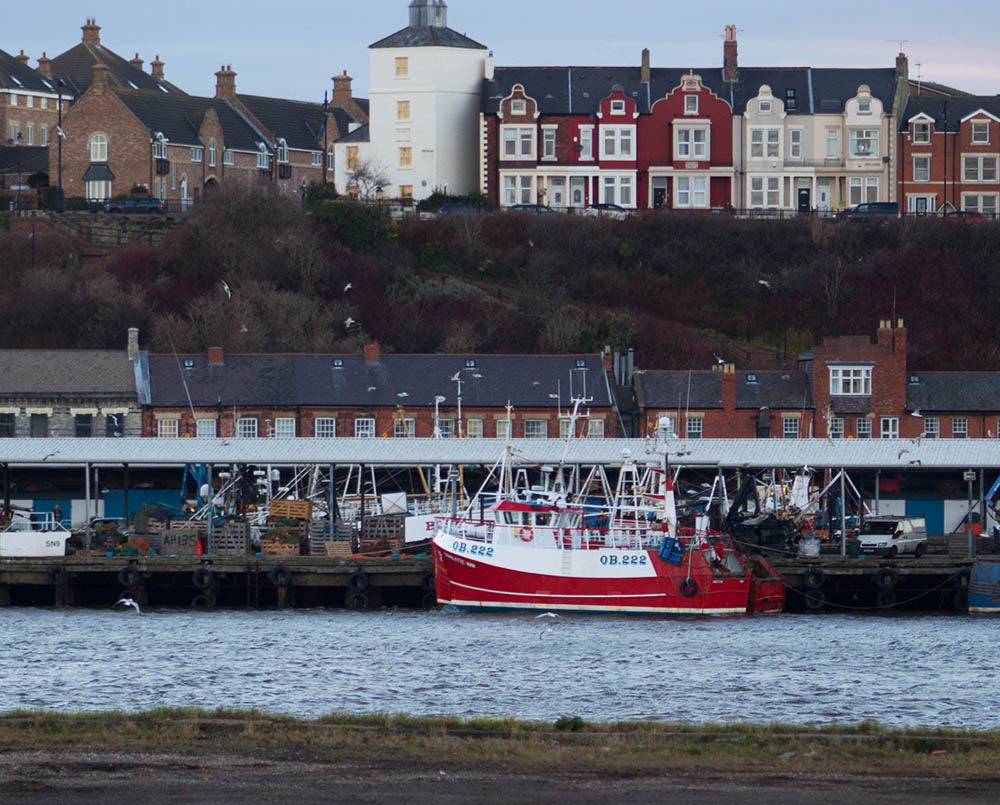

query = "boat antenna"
[167,332,198,425]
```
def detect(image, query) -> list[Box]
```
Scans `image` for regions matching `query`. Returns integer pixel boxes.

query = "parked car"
[859,516,928,558]
[835,202,899,220]
[582,203,630,220]
[105,195,167,214]
[507,204,556,214]
[940,210,986,222]
[438,203,482,217]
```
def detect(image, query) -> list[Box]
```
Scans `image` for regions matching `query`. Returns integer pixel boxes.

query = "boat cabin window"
[533,513,551,526]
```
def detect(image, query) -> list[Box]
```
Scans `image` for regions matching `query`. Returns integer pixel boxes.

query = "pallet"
[214,522,250,556]
[325,541,353,557]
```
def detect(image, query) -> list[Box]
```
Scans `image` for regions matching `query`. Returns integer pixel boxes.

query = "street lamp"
[56,78,64,211]
[322,89,329,187]
[15,132,23,212]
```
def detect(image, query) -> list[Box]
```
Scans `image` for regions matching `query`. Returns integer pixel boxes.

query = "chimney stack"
[641,48,651,83]
[364,341,380,364]
[723,24,739,82]
[485,50,495,81]
[332,70,353,107]
[127,328,139,359]
[207,346,225,365]
[215,64,236,100]
[129,52,144,71]
[16,50,29,66]
[82,18,101,45]
[896,52,909,80]
[91,59,110,95]
[37,52,51,76]
[151,54,164,80]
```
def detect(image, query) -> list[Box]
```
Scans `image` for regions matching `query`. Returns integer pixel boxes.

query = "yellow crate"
[269,499,313,521]
[261,539,301,556]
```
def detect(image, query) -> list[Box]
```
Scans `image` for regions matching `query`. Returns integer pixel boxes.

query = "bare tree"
[348,158,391,201]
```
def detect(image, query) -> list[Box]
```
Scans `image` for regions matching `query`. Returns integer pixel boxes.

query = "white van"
[859,516,928,558]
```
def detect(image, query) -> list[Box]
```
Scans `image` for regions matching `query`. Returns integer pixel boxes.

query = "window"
[196,418,216,438]
[972,121,990,144]
[857,98,872,114]
[354,417,375,438]
[7,123,16,141]
[684,417,701,439]
[749,176,780,207]
[826,128,840,159]
[311,152,321,167]
[750,128,780,158]
[923,417,939,439]
[829,417,844,439]
[913,155,930,182]
[610,99,626,114]
[40,126,47,147]
[758,100,772,113]
[223,150,234,166]
[397,100,410,121]
[830,366,872,395]
[273,417,296,438]
[400,185,413,200]
[542,128,556,159]
[511,99,526,115]
[785,88,797,111]
[496,418,512,440]
[503,174,534,205]
[913,122,931,144]
[315,417,336,438]
[189,146,202,163]
[849,128,879,158]
[209,139,216,167]
[346,146,359,171]
[579,127,593,160]
[601,175,633,206]
[85,181,111,201]
[559,418,574,439]
[275,139,288,163]
[849,176,880,205]
[157,418,178,438]
[153,135,167,159]
[399,146,412,167]
[674,175,707,208]
[395,57,408,77]
[788,129,802,159]
[675,127,708,159]
[71,413,92,437]
[963,156,998,182]
[466,418,483,438]
[237,417,259,438]
[600,126,634,159]
[26,124,33,145]
[856,417,872,439]
[782,417,799,438]
[524,419,547,439]
[256,144,269,169]
[89,133,108,161]
[684,95,699,115]
[0,413,15,437]
[41,97,48,109]
[394,418,416,438]
[501,126,534,159]
[9,95,15,106]
[437,419,455,438]
[28,413,49,437]
[953,417,968,438]
[26,95,34,108]
[963,194,998,216]
[880,417,900,439]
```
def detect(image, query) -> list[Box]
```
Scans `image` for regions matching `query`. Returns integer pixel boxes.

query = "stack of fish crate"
[214,521,251,556]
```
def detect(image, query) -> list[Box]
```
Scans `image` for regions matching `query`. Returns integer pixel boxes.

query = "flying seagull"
[114,596,141,614]
[220,280,231,299]
[345,317,356,329]
[344,282,353,292]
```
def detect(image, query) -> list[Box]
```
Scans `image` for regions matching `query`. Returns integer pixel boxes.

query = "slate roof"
[907,372,1000,413]
[337,123,369,144]
[484,66,898,116]
[238,95,326,151]
[0,351,139,397]
[114,89,266,152]
[0,146,49,175]
[149,353,612,408]
[49,41,182,96]
[635,372,723,410]
[370,26,486,50]
[900,96,1000,131]
[0,48,61,94]
[735,372,813,410]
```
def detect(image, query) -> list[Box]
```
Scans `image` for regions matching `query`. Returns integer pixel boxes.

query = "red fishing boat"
[431,437,785,616]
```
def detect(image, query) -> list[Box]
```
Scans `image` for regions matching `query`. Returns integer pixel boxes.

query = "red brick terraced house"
[898,95,1000,217]
[144,345,620,440]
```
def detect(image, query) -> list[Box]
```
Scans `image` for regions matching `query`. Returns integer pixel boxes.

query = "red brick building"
[898,95,1000,217]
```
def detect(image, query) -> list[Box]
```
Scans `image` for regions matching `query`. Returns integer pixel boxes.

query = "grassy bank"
[1,709,998,779]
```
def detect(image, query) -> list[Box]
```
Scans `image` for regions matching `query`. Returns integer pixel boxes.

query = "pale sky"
[6,0,1000,101]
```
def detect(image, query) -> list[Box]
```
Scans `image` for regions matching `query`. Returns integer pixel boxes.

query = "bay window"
[749,176,780,208]
[503,174,534,206]
[675,127,708,159]
[601,175,633,207]
[600,126,634,159]
[849,128,880,158]
[501,126,535,159]
[849,176,879,205]
[674,175,707,208]
[830,366,872,395]
[750,128,780,158]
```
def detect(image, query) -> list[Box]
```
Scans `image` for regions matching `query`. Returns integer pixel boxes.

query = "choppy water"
[2,609,998,728]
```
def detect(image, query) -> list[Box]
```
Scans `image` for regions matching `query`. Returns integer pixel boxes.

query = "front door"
[570,177,586,209]
[797,187,811,212]
[180,176,189,211]
[816,180,831,213]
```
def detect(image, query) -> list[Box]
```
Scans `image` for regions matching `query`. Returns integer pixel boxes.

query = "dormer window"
[333,359,344,368]
[830,366,872,395]
[684,95,699,115]
[758,100,772,113]
[276,138,289,163]
[972,121,990,144]
[913,121,931,144]
[153,133,167,159]
[575,359,586,368]
[257,143,269,169]
[184,359,195,369]
[465,359,476,368]
[511,99,526,115]
[858,99,872,114]
[610,99,626,114]
[785,88,797,111]
[746,374,758,384]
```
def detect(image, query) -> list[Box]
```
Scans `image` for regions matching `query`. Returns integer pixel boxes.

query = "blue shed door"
[905,499,944,536]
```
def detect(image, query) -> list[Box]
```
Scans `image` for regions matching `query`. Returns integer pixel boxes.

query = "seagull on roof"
[450,372,461,381]
[42,450,59,461]
[898,449,910,459]
[344,282,352,292]
[114,597,141,613]
[758,279,771,289]
[368,386,376,392]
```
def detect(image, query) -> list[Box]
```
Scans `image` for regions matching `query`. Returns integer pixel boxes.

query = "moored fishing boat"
[431,420,784,616]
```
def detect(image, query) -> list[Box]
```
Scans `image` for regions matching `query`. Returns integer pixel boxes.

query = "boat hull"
[432,532,783,616]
